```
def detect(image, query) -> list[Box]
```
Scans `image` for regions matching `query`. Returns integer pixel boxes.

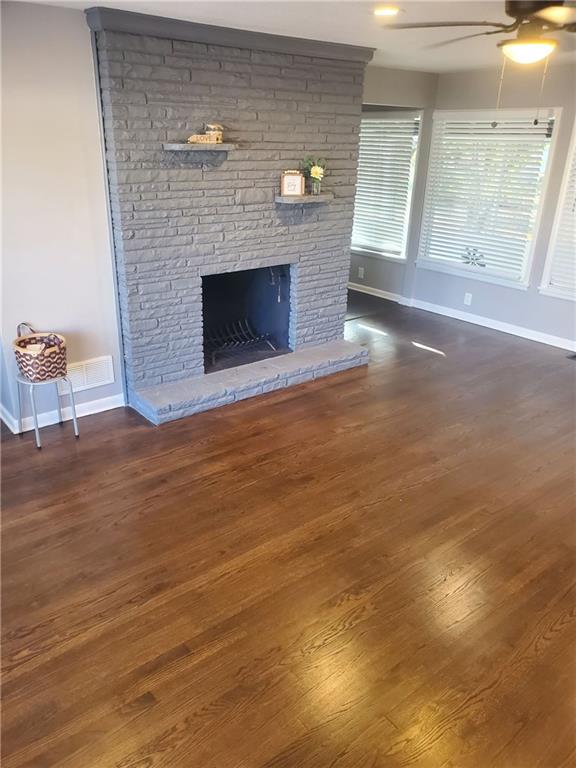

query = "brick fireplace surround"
[88,8,373,424]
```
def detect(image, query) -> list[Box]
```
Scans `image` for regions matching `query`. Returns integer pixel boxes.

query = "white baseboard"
[0,393,126,435]
[348,283,575,351]
[409,299,576,352]
[348,282,410,305]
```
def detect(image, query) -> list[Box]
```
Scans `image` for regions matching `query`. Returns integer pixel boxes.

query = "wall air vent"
[57,355,114,395]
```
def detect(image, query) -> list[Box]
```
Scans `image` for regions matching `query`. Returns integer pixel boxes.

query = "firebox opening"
[202,265,291,374]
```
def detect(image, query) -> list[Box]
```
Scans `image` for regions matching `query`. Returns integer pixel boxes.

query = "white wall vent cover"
[57,355,115,395]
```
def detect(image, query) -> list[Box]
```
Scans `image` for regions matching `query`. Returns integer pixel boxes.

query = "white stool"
[15,375,79,449]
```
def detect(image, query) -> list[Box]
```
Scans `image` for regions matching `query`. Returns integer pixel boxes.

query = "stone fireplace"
[87,8,372,424]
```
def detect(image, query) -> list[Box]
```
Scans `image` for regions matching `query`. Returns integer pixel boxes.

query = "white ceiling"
[41,0,576,72]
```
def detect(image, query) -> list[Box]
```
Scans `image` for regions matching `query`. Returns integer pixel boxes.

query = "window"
[418,110,556,285]
[352,112,420,260]
[541,121,576,300]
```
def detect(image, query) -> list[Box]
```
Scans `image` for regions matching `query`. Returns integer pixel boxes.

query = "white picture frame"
[281,171,305,196]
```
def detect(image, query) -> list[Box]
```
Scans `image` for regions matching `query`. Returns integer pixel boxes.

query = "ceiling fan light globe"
[499,38,557,63]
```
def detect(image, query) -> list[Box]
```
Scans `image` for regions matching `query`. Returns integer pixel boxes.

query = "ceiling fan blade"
[535,4,576,25]
[383,21,513,30]
[425,29,509,49]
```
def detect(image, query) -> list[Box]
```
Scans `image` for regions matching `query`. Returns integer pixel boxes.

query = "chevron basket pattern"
[13,331,67,382]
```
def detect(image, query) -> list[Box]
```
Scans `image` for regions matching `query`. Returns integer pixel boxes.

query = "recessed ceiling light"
[374,6,400,17]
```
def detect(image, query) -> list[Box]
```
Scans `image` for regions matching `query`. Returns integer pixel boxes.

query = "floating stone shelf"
[162,143,237,151]
[275,193,334,205]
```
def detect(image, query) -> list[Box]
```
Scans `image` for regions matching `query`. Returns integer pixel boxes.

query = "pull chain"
[534,57,550,126]
[492,56,507,128]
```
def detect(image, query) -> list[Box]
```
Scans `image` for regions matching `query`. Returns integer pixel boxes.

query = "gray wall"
[352,61,576,343]
[1,2,123,425]
[363,65,438,109]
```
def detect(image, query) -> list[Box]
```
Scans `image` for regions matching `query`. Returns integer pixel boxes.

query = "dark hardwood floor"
[2,294,575,768]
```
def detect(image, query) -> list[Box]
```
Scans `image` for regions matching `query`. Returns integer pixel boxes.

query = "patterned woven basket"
[13,323,67,382]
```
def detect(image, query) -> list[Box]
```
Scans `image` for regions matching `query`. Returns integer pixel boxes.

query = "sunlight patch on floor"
[411,341,446,357]
[356,323,389,336]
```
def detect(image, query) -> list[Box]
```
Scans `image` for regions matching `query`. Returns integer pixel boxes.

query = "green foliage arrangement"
[300,156,327,182]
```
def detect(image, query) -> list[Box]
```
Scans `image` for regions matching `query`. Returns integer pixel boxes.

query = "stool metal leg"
[29,384,41,449]
[65,377,79,438]
[15,380,23,436]
[55,381,63,424]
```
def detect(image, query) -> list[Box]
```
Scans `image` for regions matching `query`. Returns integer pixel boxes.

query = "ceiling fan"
[384,1,576,63]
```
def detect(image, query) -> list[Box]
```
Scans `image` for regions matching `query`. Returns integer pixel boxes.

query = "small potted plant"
[301,156,326,195]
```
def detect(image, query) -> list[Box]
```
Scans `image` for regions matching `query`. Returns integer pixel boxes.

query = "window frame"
[351,109,422,263]
[416,108,561,289]
[539,117,576,301]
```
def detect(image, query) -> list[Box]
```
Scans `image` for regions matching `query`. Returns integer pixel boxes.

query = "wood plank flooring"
[2,294,575,767]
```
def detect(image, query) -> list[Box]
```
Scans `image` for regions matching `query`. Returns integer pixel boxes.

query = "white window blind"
[352,113,420,259]
[542,122,576,299]
[418,111,555,284]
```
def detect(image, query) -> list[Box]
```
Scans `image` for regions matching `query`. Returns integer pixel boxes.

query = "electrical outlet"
[358,266,365,280]
[464,292,472,306]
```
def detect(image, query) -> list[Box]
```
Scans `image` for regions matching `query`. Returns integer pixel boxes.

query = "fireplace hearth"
[202,266,291,373]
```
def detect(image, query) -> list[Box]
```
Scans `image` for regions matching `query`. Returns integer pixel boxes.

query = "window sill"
[351,247,406,264]
[538,285,576,302]
[416,259,529,291]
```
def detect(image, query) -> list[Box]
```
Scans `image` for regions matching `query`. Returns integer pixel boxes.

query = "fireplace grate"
[204,319,276,368]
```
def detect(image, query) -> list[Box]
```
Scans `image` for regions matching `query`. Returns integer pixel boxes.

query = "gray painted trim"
[89,29,128,406]
[85,7,374,62]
